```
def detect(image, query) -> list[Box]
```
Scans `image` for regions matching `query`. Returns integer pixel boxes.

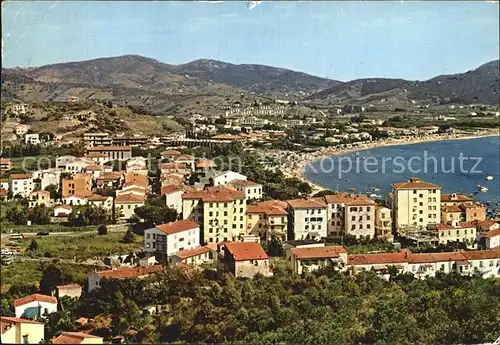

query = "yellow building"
[375,205,393,241]
[0,316,45,344]
[182,186,246,244]
[246,200,288,242]
[391,177,441,230]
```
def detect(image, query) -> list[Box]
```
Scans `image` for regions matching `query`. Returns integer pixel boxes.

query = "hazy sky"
[2,1,499,81]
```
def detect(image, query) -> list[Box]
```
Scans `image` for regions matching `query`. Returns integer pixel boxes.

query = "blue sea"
[304,136,500,204]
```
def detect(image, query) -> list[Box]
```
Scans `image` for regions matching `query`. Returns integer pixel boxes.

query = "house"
[28,190,52,208]
[0,316,45,344]
[286,245,347,274]
[169,246,216,266]
[97,172,123,188]
[9,174,34,198]
[389,178,441,230]
[84,152,108,164]
[182,187,247,244]
[123,172,148,189]
[144,220,200,257]
[173,154,195,170]
[160,162,189,176]
[229,179,263,200]
[87,265,163,292]
[437,221,477,248]
[62,194,89,206]
[478,228,500,249]
[24,133,40,145]
[114,194,145,219]
[0,158,12,171]
[54,204,72,217]
[209,171,247,187]
[115,186,147,197]
[160,185,185,215]
[287,198,328,240]
[34,169,63,191]
[160,149,182,161]
[440,193,485,222]
[160,174,185,187]
[85,164,112,180]
[346,251,409,276]
[138,256,157,267]
[195,159,217,172]
[87,194,113,210]
[13,294,57,318]
[219,242,271,278]
[53,284,82,299]
[52,332,103,344]
[246,200,288,242]
[474,220,500,233]
[86,146,132,161]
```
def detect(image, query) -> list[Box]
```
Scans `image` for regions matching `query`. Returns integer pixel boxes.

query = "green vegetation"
[20,232,143,261]
[134,196,178,228]
[68,205,112,226]
[35,266,500,344]
[1,223,95,234]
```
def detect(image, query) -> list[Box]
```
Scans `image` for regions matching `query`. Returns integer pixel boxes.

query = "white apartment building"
[211,171,247,186]
[144,219,200,257]
[437,220,477,248]
[287,198,328,240]
[390,177,441,230]
[229,179,263,200]
[9,174,34,198]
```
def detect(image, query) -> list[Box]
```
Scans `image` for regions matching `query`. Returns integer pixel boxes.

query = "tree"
[29,204,52,225]
[122,229,135,243]
[39,265,63,295]
[98,225,108,236]
[44,184,61,200]
[134,196,178,227]
[28,239,39,252]
[68,205,111,226]
[6,204,28,225]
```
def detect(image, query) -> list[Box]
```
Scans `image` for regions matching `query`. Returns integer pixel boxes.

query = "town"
[1,98,499,343]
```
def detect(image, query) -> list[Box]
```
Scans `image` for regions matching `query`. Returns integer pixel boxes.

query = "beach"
[277,130,500,195]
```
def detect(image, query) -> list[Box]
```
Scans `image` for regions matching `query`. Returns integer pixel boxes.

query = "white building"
[229,179,263,200]
[87,265,163,292]
[9,174,34,198]
[287,198,328,240]
[211,171,247,186]
[24,133,40,145]
[54,204,72,217]
[14,124,30,136]
[0,316,45,344]
[161,185,185,215]
[144,219,200,257]
[479,228,500,249]
[13,294,57,318]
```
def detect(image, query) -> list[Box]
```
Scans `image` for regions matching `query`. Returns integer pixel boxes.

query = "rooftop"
[114,193,146,203]
[52,332,103,344]
[392,177,441,190]
[230,179,262,187]
[1,317,43,334]
[224,242,268,261]
[87,145,132,151]
[323,192,375,206]
[13,293,57,307]
[287,198,327,209]
[155,219,199,235]
[96,265,163,279]
[173,246,211,260]
[292,246,346,260]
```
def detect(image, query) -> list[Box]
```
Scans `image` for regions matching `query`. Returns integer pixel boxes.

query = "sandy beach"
[278,130,500,195]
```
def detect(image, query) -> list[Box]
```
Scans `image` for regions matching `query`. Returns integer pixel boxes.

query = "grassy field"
[0,260,101,293]
[20,232,144,261]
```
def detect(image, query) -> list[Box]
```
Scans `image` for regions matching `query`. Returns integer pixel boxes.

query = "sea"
[304,136,500,204]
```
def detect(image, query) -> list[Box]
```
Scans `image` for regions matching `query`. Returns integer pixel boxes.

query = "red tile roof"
[224,242,268,261]
[292,246,346,259]
[13,293,57,307]
[155,219,199,235]
[347,251,407,265]
[182,186,245,202]
[441,193,473,202]
[174,154,194,161]
[161,149,181,156]
[160,185,184,195]
[96,265,163,279]
[52,332,103,344]
[392,178,441,190]
[114,194,145,203]
[323,192,375,206]
[161,162,187,170]
[174,246,211,260]
[55,204,73,210]
[442,205,462,213]
[9,173,32,180]
[437,222,476,231]
[56,283,81,290]
[196,159,216,168]
[246,203,288,216]
[287,198,327,209]
[87,194,110,202]
[462,250,500,260]
[475,220,499,229]
[483,228,500,238]
[1,317,43,334]
[97,172,123,181]
[407,251,466,263]
[230,179,262,187]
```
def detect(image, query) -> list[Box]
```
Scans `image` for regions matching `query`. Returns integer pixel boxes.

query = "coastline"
[284,131,500,195]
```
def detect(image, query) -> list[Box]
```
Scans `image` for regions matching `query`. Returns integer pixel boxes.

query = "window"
[413,190,417,194]
[209,237,213,242]
[23,335,29,344]
[224,211,228,216]
[146,233,150,239]
[209,211,213,216]
[367,207,371,212]
[413,198,417,202]
[367,224,371,229]
[248,215,252,219]
[209,203,213,208]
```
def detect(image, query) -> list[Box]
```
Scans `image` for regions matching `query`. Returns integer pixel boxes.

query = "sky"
[2,1,499,81]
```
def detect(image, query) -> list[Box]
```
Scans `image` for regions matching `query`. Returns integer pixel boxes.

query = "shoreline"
[282,131,500,195]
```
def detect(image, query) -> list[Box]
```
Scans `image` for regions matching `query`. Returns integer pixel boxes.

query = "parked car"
[9,233,23,240]
[36,231,49,236]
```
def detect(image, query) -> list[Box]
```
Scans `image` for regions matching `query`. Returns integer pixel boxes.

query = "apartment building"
[287,198,328,240]
[28,190,52,208]
[115,194,145,219]
[390,177,441,230]
[182,187,246,244]
[440,193,486,222]
[229,179,263,200]
[246,200,288,242]
[62,173,92,198]
[9,174,34,198]
[83,132,112,147]
[144,219,200,257]
[437,221,477,248]
[86,146,132,161]
[323,193,376,239]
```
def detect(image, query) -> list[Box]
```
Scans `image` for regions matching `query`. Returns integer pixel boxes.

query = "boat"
[371,187,380,191]
[486,175,494,181]
[350,187,356,191]
[477,184,489,192]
